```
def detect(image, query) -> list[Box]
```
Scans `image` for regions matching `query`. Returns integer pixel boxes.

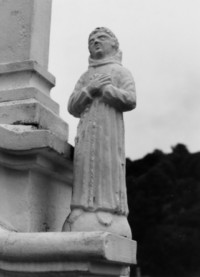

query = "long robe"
[68,54,136,216]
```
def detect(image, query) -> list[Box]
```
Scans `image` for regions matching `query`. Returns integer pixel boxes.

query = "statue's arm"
[68,74,92,118]
[102,68,136,112]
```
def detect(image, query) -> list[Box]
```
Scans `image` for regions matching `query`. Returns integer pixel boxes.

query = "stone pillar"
[0,0,51,67]
[0,0,73,233]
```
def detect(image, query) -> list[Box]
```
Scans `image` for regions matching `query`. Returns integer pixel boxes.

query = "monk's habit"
[68,51,136,216]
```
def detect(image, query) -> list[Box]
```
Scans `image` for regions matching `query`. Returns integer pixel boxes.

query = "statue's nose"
[94,39,100,44]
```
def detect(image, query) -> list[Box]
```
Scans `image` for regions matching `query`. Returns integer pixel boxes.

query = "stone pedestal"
[0,124,73,233]
[0,0,137,276]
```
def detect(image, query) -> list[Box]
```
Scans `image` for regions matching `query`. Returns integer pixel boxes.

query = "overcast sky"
[49,0,200,160]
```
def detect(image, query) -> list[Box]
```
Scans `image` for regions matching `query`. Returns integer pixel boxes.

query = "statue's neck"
[88,50,122,68]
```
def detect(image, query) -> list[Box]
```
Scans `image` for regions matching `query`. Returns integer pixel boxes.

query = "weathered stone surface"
[0,124,71,156]
[64,210,132,238]
[0,99,68,140]
[0,0,73,234]
[0,87,59,114]
[0,61,55,88]
[0,0,52,67]
[0,125,73,232]
[0,1,57,114]
[63,27,136,237]
[0,61,58,114]
[0,231,137,276]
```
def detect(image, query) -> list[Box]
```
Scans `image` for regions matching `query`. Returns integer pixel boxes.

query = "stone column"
[0,0,73,233]
[0,0,51,67]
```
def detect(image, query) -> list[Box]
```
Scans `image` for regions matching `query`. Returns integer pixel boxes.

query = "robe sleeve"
[101,67,136,112]
[68,73,93,118]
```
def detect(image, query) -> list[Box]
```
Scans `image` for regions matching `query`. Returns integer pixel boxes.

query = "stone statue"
[63,27,136,238]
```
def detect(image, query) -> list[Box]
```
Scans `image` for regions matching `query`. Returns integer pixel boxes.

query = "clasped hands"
[87,73,112,98]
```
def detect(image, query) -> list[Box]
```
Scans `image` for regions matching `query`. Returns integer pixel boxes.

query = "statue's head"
[88,27,119,60]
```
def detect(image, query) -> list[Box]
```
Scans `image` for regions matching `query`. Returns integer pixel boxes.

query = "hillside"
[126,144,200,277]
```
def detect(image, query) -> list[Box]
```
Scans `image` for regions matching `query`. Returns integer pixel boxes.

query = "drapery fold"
[68,57,136,216]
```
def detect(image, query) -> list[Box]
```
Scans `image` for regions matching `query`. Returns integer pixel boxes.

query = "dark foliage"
[127,144,200,277]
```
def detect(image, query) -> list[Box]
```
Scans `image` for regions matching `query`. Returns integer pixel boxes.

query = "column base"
[0,124,73,232]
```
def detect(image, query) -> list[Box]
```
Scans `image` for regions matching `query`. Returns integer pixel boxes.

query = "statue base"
[62,208,132,238]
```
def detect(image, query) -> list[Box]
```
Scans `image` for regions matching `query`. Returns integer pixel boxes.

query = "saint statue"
[62,27,136,238]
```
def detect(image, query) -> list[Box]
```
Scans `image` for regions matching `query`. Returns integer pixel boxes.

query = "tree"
[127,144,200,277]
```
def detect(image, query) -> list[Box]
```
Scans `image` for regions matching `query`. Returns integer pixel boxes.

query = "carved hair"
[88,27,119,50]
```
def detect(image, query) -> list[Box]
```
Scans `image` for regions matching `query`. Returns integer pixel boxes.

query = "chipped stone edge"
[0,124,71,158]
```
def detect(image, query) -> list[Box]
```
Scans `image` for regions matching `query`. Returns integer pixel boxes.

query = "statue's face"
[89,31,115,59]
